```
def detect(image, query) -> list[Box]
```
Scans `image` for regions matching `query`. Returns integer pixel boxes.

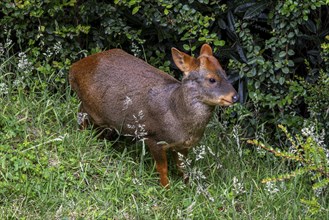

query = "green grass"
[0,88,328,219]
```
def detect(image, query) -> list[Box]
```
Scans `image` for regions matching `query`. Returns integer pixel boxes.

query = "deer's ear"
[200,44,213,56]
[171,47,198,74]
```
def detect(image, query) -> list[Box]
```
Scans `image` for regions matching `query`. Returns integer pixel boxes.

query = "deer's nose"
[232,94,239,103]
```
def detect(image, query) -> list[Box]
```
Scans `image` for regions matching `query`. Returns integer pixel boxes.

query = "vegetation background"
[0,0,329,219]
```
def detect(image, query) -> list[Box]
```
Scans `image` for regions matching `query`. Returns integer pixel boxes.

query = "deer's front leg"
[147,139,169,188]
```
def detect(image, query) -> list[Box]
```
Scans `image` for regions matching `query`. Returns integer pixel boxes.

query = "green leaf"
[227,11,236,32]
[287,60,294,67]
[247,68,257,77]
[282,67,289,74]
[305,20,317,33]
[243,2,268,20]
[279,77,285,85]
[312,178,329,190]
[287,32,295,38]
[275,61,282,69]
[303,15,309,21]
[300,197,321,215]
[214,39,225,46]
[132,6,140,15]
[287,49,295,56]
[183,44,190,51]
[237,45,247,63]
[279,51,286,58]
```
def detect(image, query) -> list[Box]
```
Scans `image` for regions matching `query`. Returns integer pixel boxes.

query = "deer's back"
[69,49,180,132]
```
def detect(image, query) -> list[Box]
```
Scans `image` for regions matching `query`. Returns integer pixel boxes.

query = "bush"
[227,1,329,140]
[1,0,328,144]
[248,124,329,215]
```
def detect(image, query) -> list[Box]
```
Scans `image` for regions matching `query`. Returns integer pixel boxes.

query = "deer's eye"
[209,78,216,83]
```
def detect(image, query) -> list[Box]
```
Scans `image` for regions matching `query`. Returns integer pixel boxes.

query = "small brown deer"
[69,44,238,187]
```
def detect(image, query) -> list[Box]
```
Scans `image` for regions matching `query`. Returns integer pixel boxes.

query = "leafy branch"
[248,125,329,186]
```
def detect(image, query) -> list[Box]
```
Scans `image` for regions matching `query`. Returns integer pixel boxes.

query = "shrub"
[227,1,329,140]
[248,124,329,215]
[0,0,328,144]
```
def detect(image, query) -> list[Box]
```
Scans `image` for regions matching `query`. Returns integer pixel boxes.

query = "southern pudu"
[69,44,239,188]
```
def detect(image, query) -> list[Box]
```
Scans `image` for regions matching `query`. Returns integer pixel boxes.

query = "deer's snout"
[232,94,239,103]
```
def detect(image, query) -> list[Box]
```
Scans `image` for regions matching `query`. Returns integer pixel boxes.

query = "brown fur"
[69,44,238,187]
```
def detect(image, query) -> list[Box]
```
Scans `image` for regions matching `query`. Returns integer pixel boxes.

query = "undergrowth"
[0,87,328,219]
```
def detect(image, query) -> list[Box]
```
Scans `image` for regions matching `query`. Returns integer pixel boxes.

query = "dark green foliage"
[227,1,329,140]
[0,1,328,144]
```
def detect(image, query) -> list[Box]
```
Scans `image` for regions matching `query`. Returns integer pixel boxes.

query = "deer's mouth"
[203,97,234,106]
[219,99,234,106]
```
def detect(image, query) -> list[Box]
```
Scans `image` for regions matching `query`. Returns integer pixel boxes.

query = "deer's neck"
[172,84,214,129]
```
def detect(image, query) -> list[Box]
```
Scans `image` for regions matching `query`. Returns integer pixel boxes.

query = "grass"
[0,87,328,219]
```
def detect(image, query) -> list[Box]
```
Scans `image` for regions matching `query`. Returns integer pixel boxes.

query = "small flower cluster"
[43,42,63,58]
[302,123,329,164]
[12,51,34,89]
[314,186,324,198]
[131,42,142,57]
[264,181,280,194]
[77,112,89,127]
[0,36,14,95]
[192,145,206,161]
[0,35,13,57]
[0,43,5,56]
[122,96,132,110]
[0,83,9,95]
[126,110,148,140]
[178,145,223,202]
[301,124,327,148]
[232,176,246,195]
[233,125,243,157]
[17,52,33,73]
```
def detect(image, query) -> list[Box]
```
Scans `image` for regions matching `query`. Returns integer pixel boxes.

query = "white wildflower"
[131,42,141,57]
[43,47,53,58]
[18,52,28,69]
[0,83,8,95]
[301,123,327,156]
[207,146,215,156]
[177,152,192,168]
[13,79,20,86]
[190,168,206,181]
[0,43,4,56]
[232,176,246,195]
[265,182,279,194]
[123,96,132,110]
[193,145,206,161]
[5,38,13,48]
[126,110,148,140]
[301,126,313,137]
[132,178,142,186]
[53,41,62,55]
[17,52,33,73]
[233,125,242,157]
[77,112,89,126]
[314,187,324,198]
